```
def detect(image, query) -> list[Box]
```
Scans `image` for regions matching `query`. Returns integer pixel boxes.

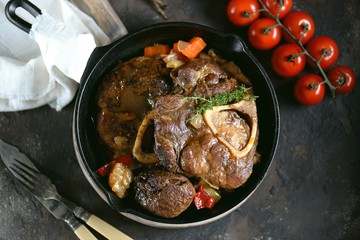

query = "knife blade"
[36,198,98,240]
[0,139,132,240]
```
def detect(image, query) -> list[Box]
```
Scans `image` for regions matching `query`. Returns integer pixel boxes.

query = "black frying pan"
[6,0,280,228]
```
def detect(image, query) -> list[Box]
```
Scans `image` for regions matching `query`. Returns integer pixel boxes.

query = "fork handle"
[86,215,133,240]
[74,207,132,240]
[74,224,98,240]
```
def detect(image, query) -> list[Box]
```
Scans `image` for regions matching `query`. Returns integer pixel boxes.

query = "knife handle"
[74,224,98,240]
[86,214,133,240]
[74,206,132,240]
[65,212,98,240]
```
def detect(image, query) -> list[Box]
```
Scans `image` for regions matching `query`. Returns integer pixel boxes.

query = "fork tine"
[8,159,39,190]
[14,156,40,174]
[14,158,39,177]
[12,169,34,191]
[9,165,35,190]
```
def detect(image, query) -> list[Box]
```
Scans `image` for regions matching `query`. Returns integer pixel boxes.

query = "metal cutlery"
[0,139,132,240]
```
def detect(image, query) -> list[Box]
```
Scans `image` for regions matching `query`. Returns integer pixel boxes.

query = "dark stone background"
[0,0,359,239]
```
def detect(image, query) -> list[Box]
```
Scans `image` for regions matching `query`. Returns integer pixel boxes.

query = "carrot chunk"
[179,37,207,59]
[144,44,170,57]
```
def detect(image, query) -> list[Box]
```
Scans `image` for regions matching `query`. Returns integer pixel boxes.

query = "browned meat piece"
[134,169,195,218]
[170,58,230,96]
[96,57,172,157]
[153,95,193,173]
[220,61,252,86]
[98,57,172,111]
[195,77,238,98]
[181,110,258,189]
[153,95,258,189]
[114,56,173,97]
[205,49,252,86]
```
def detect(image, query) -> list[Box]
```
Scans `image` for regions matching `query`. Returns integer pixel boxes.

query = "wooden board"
[69,0,127,41]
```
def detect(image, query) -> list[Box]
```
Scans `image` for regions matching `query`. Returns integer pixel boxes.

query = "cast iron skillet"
[6,0,280,228]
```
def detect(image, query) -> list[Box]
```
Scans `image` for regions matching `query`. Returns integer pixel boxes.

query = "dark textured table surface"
[1,0,359,239]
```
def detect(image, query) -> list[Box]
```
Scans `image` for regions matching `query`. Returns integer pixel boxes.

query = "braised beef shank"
[97,57,172,157]
[134,169,195,218]
[96,51,259,218]
[152,96,258,189]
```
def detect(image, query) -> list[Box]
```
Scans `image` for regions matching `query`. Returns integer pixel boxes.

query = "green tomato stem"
[263,24,280,34]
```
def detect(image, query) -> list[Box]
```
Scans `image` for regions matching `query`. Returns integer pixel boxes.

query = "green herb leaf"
[183,85,257,122]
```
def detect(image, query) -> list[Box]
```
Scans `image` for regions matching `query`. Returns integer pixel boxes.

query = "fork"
[10,159,88,217]
[4,149,132,240]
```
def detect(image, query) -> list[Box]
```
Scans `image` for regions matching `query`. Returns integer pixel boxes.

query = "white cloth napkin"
[0,0,119,111]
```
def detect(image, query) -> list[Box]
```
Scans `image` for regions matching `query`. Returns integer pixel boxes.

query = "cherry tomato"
[282,11,315,45]
[271,43,306,78]
[306,36,339,70]
[248,18,281,50]
[294,74,325,106]
[327,66,356,94]
[261,0,293,20]
[227,0,261,27]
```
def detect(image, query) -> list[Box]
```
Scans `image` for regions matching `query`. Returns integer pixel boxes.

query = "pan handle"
[5,0,41,34]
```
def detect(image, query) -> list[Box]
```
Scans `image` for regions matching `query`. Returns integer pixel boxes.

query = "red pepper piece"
[96,154,133,177]
[193,185,216,209]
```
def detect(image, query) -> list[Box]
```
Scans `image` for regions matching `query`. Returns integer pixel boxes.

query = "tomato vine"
[226,0,356,105]
[257,0,336,95]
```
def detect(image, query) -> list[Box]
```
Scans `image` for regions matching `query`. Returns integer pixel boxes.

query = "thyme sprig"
[183,85,257,121]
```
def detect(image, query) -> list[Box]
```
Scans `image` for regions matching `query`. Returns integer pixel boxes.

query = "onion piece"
[176,40,191,52]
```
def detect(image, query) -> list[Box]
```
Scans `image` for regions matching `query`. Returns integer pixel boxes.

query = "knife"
[37,198,97,240]
[0,139,132,240]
